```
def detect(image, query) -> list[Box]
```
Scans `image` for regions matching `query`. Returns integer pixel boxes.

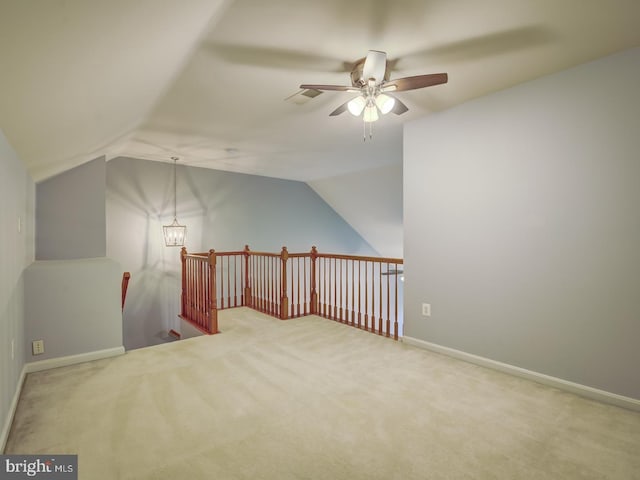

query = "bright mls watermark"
[0,455,77,479]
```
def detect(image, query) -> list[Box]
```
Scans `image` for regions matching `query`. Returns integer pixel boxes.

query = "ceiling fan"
[299,50,447,135]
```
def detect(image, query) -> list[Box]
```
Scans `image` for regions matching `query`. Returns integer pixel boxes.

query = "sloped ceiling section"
[0,0,230,182]
[309,164,403,258]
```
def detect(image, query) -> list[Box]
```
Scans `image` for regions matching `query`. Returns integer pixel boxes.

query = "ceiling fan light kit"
[375,94,395,114]
[347,96,366,116]
[363,103,379,123]
[299,50,448,139]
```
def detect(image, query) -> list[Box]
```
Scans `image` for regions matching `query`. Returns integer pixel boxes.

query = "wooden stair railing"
[179,246,403,339]
[121,272,131,311]
[179,249,219,335]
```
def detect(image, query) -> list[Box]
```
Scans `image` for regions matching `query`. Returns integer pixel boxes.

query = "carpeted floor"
[6,308,640,479]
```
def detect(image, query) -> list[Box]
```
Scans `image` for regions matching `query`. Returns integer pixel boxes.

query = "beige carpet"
[6,308,640,479]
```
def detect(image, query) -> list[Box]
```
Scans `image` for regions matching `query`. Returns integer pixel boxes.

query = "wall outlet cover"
[32,339,45,355]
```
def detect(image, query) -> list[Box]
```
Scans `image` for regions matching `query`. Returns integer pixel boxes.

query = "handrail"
[179,245,403,339]
[121,272,131,311]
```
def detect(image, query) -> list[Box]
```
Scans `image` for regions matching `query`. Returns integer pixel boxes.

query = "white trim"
[24,346,125,374]
[402,336,640,412]
[1,347,125,452]
[1,365,27,453]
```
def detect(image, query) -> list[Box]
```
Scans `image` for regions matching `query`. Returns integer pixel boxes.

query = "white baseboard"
[2,347,125,453]
[402,336,640,412]
[24,346,125,374]
[1,365,27,453]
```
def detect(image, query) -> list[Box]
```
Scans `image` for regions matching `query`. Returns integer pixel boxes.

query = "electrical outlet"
[32,339,45,355]
[422,303,431,317]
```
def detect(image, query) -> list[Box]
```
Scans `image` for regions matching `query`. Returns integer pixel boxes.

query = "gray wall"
[309,163,403,258]
[0,129,35,449]
[36,156,106,260]
[107,157,376,350]
[403,47,640,400]
[24,258,123,362]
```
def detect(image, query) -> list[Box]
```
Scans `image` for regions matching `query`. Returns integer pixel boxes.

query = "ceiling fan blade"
[205,43,351,72]
[390,96,409,115]
[329,101,350,116]
[299,84,360,92]
[399,26,554,65]
[386,73,448,91]
[362,50,387,84]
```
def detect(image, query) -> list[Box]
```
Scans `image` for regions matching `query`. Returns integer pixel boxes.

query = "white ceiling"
[1,0,639,182]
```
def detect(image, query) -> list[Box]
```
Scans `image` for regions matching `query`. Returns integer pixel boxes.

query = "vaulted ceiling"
[1,0,639,183]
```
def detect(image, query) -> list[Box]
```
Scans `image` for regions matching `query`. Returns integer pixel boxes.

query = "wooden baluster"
[220,255,226,310]
[200,259,205,328]
[197,259,201,325]
[338,258,343,322]
[294,258,298,317]
[394,264,400,340]
[227,255,231,309]
[295,258,299,317]
[206,258,209,325]
[277,256,281,317]
[268,255,272,315]
[193,259,198,327]
[263,256,267,313]
[270,255,275,316]
[319,257,323,317]
[231,255,235,307]
[271,256,274,316]
[357,260,362,329]
[332,258,337,320]
[188,258,193,323]
[386,262,391,337]
[258,256,263,312]
[257,255,261,312]
[207,257,212,327]
[378,261,383,335]
[371,261,376,334]
[195,259,200,328]
[180,248,187,319]
[252,255,257,310]
[326,257,330,318]
[303,256,308,316]
[364,261,368,330]
[263,256,271,313]
[351,260,355,325]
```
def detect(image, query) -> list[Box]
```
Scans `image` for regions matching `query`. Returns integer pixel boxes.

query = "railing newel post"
[309,246,318,315]
[180,247,187,319]
[208,249,219,334]
[243,245,252,307]
[280,246,289,319]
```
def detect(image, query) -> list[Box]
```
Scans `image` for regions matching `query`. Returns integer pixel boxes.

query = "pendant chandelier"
[163,157,186,247]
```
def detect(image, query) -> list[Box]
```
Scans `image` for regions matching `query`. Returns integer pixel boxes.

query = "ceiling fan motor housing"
[350,58,391,87]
